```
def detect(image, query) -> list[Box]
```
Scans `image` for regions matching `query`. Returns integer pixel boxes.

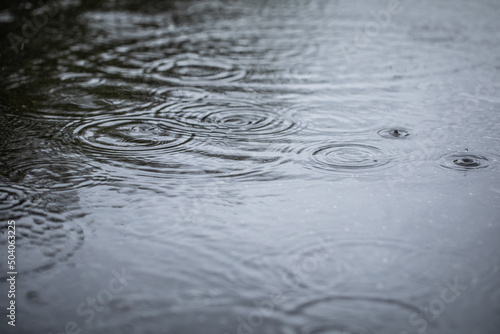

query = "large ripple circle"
[290,295,420,334]
[298,143,390,174]
[68,116,195,156]
[144,54,246,85]
[161,100,300,140]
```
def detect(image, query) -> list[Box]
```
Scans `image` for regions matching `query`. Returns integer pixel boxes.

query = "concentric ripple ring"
[0,186,27,212]
[145,54,246,85]
[377,128,411,139]
[68,116,195,156]
[159,100,300,141]
[438,152,493,171]
[298,143,391,173]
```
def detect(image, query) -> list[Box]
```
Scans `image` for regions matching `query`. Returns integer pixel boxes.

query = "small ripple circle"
[377,128,411,139]
[438,152,494,171]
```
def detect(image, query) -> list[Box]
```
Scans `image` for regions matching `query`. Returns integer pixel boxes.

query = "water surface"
[1,0,500,333]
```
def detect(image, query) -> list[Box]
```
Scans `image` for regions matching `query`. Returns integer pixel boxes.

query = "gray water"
[1,0,500,333]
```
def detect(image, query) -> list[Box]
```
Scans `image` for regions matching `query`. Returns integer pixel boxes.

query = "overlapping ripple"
[29,79,154,119]
[0,185,28,214]
[66,115,196,156]
[151,86,210,101]
[144,54,246,85]
[3,159,108,192]
[0,192,85,277]
[1,0,500,333]
[158,99,301,141]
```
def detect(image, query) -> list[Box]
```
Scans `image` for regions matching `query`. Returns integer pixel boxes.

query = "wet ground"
[1,0,500,333]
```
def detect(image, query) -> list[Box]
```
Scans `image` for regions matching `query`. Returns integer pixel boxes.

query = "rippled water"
[1,0,500,333]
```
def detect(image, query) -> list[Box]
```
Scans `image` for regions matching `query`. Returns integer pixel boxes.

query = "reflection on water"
[1,0,500,333]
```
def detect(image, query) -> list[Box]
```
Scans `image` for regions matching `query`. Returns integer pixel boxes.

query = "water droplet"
[377,128,411,139]
[438,152,493,171]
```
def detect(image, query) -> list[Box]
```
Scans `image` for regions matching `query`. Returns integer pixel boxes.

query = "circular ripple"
[145,54,246,85]
[0,193,85,277]
[5,160,108,192]
[298,143,390,174]
[0,186,27,212]
[161,100,300,141]
[30,81,151,119]
[290,295,420,334]
[438,152,493,171]
[68,116,195,156]
[377,128,411,139]
[152,86,209,101]
[275,235,415,293]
